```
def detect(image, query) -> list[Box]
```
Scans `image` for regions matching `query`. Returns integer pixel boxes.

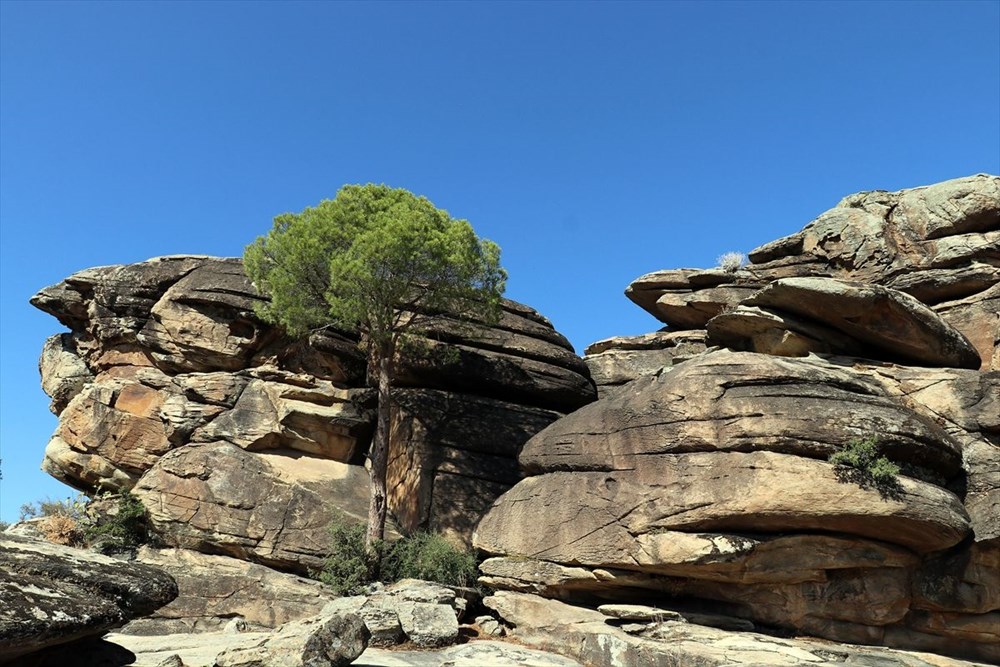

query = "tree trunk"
[365,345,392,565]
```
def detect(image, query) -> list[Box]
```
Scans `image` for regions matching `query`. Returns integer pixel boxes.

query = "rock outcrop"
[477,175,1000,663]
[0,534,177,662]
[25,174,998,666]
[31,256,596,566]
[121,547,338,634]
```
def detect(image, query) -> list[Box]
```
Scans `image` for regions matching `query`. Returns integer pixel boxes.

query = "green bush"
[84,492,149,555]
[316,518,478,593]
[318,519,379,595]
[829,436,901,494]
[383,532,478,589]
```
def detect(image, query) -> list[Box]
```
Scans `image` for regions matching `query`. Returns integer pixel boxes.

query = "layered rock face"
[31,256,596,573]
[477,175,1000,662]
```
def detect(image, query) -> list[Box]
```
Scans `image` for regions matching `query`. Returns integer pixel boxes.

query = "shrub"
[318,518,379,595]
[84,492,149,555]
[829,436,901,495]
[39,514,85,546]
[19,495,87,522]
[716,251,746,273]
[316,518,479,593]
[383,532,478,589]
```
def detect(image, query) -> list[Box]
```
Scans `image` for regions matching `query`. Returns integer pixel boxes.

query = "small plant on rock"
[84,492,149,555]
[19,494,87,522]
[829,435,902,497]
[716,251,747,273]
[382,532,478,589]
[319,517,380,595]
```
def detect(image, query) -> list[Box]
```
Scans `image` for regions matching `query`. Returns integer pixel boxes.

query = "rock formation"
[477,174,999,663]
[23,173,998,666]
[0,534,177,661]
[31,256,596,573]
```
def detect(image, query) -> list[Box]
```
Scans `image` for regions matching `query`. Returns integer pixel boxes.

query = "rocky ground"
[5,174,997,666]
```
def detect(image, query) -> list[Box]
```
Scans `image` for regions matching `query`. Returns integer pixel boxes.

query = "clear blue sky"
[1,1,998,522]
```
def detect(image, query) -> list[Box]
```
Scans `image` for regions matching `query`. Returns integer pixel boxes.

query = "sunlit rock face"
[31,254,597,565]
[482,174,1000,663]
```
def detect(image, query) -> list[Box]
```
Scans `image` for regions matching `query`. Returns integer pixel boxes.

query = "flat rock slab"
[486,592,991,667]
[123,547,337,634]
[353,641,584,666]
[99,635,582,667]
[520,349,964,481]
[0,535,177,662]
[476,450,970,560]
[745,277,981,369]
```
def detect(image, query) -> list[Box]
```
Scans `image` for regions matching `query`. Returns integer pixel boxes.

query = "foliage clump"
[829,436,901,497]
[382,531,478,589]
[14,492,149,553]
[317,516,478,595]
[84,492,149,555]
[716,251,747,273]
[318,519,379,595]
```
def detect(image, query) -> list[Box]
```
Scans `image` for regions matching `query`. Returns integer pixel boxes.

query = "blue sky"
[1,0,998,522]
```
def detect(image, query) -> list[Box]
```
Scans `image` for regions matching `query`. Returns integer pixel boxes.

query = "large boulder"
[133,442,373,574]
[739,277,981,368]
[0,534,178,662]
[520,350,964,482]
[122,547,338,634]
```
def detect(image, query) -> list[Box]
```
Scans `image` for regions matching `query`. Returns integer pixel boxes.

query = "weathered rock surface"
[213,611,369,667]
[31,255,595,560]
[133,442,373,574]
[388,389,558,545]
[740,277,981,368]
[583,330,708,395]
[0,534,177,662]
[121,547,338,634]
[521,350,965,481]
[485,591,990,667]
[627,174,1000,369]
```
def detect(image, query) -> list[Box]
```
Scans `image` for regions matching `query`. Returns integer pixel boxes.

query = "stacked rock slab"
[477,174,999,663]
[31,256,596,576]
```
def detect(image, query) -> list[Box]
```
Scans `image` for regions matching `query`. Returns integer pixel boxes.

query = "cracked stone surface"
[0,534,177,662]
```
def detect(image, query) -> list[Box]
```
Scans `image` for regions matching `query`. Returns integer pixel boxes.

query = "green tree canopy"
[244,184,506,552]
[245,184,506,345]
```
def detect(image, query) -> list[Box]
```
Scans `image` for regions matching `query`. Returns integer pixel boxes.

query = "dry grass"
[39,514,85,547]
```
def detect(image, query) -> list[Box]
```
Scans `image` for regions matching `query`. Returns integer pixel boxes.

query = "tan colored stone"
[123,547,337,634]
[745,277,981,369]
[135,442,374,573]
[38,334,93,414]
[520,350,963,481]
[476,451,970,559]
[583,331,708,394]
[934,283,999,370]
